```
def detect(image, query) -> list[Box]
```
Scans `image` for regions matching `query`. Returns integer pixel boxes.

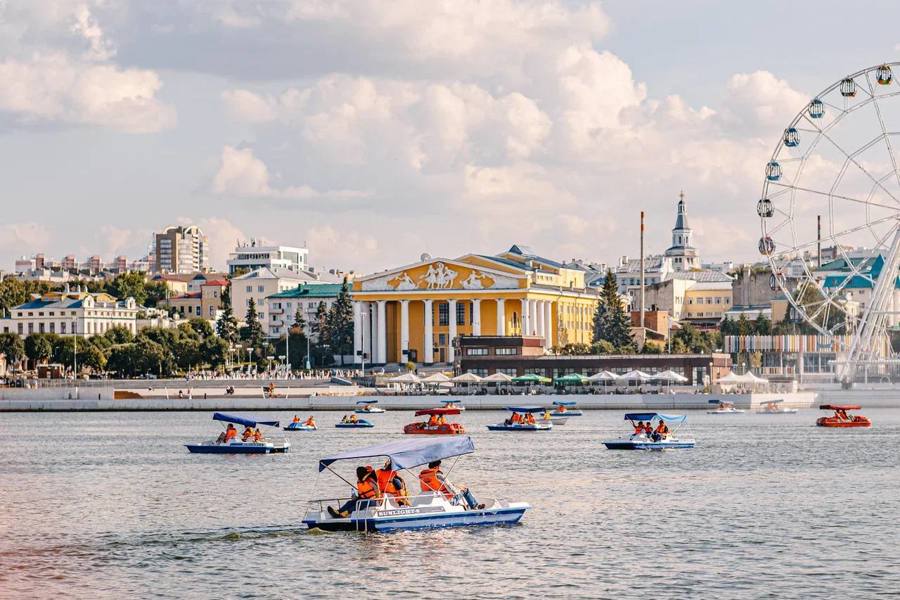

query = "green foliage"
[216,284,239,344]
[0,279,52,317]
[106,272,149,305]
[326,278,354,364]
[590,340,615,354]
[24,334,54,366]
[241,298,265,350]
[187,318,214,339]
[0,333,25,367]
[670,323,720,354]
[104,326,134,345]
[592,270,635,352]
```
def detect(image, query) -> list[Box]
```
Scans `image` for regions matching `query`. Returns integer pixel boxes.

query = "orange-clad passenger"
[633,421,645,435]
[224,424,237,442]
[419,461,453,499]
[304,416,316,427]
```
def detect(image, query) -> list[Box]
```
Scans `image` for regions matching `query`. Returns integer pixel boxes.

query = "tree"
[187,318,214,339]
[200,336,229,369]
[104,326,134,345]
[754,314,771,335]
[312,301,328,342]
[80,343,107,372]
[736,314,752,336]
[106,272,149,305]
[592,270,635,352]
[216,284,240,344]
[292,306,307,333]
[241,297,266,350]
[327,278,354,364]
[0,333,25,369]
[719,316,738,336]
[24,334,53,368]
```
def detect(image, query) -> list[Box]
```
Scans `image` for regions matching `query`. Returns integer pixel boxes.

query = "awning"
[511,374,552,384]
[653,370,689,383]
[623,412,686,423]
[618,370,652,381]
[451,372,483,383]
[212,412,280,428]
[414,407,462,416]
[481,372,514,383]
[318,436,476,471]
[421,372,451,383]
[554,374,587,385]
[553,400,579,407]
[505,405,545,413]
[587,370,618,382]
[389,372,421,384]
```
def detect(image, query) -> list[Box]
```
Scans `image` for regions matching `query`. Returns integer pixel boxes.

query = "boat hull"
[284,424,317,431]
[706,409,746,414]
[603,438,695,450]
[304,504,529,533]
[355,408,385,414]
[757,409,798,414]
[816,417,871,428]
[403,422,466,435]
[550,410,582,417]
[186,443,272,454]
[487,423,552,431]
[335,421,374,428]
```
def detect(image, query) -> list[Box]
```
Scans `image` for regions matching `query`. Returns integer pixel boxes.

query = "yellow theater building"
[351,245,600,365]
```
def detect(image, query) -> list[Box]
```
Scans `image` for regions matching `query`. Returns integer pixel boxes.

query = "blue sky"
[1,1,898,273]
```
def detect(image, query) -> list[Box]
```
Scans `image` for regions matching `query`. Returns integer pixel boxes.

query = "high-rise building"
[226,239,309,275]
[153,225,209,274]
[62,255,76,270]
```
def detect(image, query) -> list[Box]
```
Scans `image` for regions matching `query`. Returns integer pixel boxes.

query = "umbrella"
[421,372,451,383]
[389,372,421,384]
[744,371,769,384]
[654,370,689,383]
[450,372,483,384]
[717,371,743,384]
[511,374,552,385]
[587,370,617,382]
[554,373,587,385]
[618,370,652,382]
[481,372,514,383]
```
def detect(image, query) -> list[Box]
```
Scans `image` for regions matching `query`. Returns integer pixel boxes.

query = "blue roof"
[623,412,686,423]
[822,255,900,290]
[318,436,475,471]
[212,412,280,428]
[506,405,545,413]
[355,399,378,405]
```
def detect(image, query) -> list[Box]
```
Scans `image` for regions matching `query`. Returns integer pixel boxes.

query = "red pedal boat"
[816,404,871,428]
[403,408,465,435]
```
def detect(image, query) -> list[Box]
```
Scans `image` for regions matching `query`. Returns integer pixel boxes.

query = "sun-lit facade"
[351,245,600,365]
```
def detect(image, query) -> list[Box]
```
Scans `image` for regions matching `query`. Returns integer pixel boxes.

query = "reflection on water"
[0,406,898,598]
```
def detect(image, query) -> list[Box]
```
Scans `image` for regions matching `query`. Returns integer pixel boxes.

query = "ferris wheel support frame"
[837,221,900,384]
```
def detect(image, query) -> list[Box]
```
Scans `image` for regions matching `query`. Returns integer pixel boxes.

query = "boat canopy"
[553,400,579,407]
[819,404,861,410]
[762,399,784,404]
[414,407,461,417]
[212,412,280,428]
[709,399,734,405]
[355,399,379,405]
[623,412,686,424]
[318,436,475,471]
[506,405,545,413]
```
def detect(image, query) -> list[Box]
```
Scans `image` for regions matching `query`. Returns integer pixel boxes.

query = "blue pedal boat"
[187,413,291,454]
[602,413,695,450]
[303,437,530,533]
[285,421,317,431]
[549,399,583,417]
[336,418,375,429]
[487,406,552,431]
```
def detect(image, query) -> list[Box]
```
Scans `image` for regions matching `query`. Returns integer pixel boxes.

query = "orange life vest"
[224,428,237,441]
[357,479,380,500]
[419,468,451,498]
[305,417,315,426]
[377,469,400,495]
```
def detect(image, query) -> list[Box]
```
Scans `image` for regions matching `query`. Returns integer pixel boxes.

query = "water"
[1,405,899,599]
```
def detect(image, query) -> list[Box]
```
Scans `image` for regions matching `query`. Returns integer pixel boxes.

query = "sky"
[1,0,898,273]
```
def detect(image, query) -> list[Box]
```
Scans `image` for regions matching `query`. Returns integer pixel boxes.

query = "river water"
[1,405,898,599]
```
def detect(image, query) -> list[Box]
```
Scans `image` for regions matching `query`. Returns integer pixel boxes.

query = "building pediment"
[358,258,523,292]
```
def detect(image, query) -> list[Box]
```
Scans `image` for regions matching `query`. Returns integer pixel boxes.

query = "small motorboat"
[816,404,871,428]
[757,399,798,414]
[336,416,375,428]
[441,399,466,412]
[404,407,465,435]
[285,417,318,431]
[355,400,386,414]
[549,399,583,417]
[707,400,746,414]
[186,412,291,454]
[302,437,530,532]
[487,406,552,431]
[603,412,695,450]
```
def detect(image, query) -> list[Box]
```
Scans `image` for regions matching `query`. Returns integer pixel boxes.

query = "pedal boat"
[355,400,385,414]
[303,437,529,533]
[707,400,746,414]
[487,406,552,431]
[186,412,291,454]
[603,413,695,450]
[336,418,375,429]
[757,399,798,414]
[285,420,318,431]
[404,407,465,435]
[816,404,871,428]
[441,399,466,411]
[549,400,583,417]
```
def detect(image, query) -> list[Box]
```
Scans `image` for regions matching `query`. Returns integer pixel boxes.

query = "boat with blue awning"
[487,406,552,431]
[303,436,530,532]
[354,399,385,414]
[186,413,291,454]
[549,399,583,417]
[602,413,695,450]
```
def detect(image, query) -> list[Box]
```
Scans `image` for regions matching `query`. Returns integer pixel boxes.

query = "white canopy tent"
[421,372,451,384]
[587,370,618,382]
[618,370,653,382]
[451,372,483,384]
[481,372,514,383]
[389,372,421,384]
[654,370,689,383]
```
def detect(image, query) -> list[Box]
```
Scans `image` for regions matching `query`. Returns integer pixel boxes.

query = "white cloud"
[71,4,116,61]
[222,89,276,123]
[0,53,175,133]
[719,70,808,133]
[306,225,379,270]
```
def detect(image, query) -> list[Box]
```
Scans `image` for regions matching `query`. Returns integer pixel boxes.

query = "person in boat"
[652,421,668,441]
[419,461,483,509]
[292,415,301,424]
[437,414,447,425]
[252,427,263,442]
[327,465,382,518]
[556,404,567,414]
[510,412,522,425]
[525,412,536,425]
[241,426,254,442]
[304,415,316,427]
[349,414,359,424]
[632,420,645,436]
[217,423,237,444]
[428,413,439,427]
[643,421,653,437]
[543,409,552,421]
[376,459,410,506]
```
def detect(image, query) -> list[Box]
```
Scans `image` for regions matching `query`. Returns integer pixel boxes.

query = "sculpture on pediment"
[461,270,494,289]
[420,262,457,289]
[389,272,417,290]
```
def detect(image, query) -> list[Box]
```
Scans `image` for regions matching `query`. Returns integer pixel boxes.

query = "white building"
[154,225,209,274]
[266,283,343,339]
[0,289,138,337]
[231,267,324,328]
[227,240,309,275]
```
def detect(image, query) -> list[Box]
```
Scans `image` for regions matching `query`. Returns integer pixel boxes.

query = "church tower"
[664,191,700,270]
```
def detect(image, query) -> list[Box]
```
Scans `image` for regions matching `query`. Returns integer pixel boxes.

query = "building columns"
[535,300,544,344]
[376,300,387,364]
[423,299,434,364]
[496,299,506,336]
[521,298,530,336]
[544,300,553,349]
[472,299,482,336]
[353,301,363,364]
[448,299,457,363]
[400,299,410,363]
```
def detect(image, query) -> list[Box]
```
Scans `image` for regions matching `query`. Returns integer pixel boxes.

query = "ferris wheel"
[758,62,900,383]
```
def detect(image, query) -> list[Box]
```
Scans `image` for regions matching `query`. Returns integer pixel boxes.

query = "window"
[456,302,465,326]
[61,322,67,334]
[49,323,55,333]
[246,286,252,292]
[38,323,45,333]
[258,285,265,293]
[18,323,23,335]
[438,334,446,345]
[466,348,489,356]
[715,297,721,304]
[495,347,518,355]
[497,368,517,376]
[697,298,704,305]
[438,302,449,326]
[471,368,488,377]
